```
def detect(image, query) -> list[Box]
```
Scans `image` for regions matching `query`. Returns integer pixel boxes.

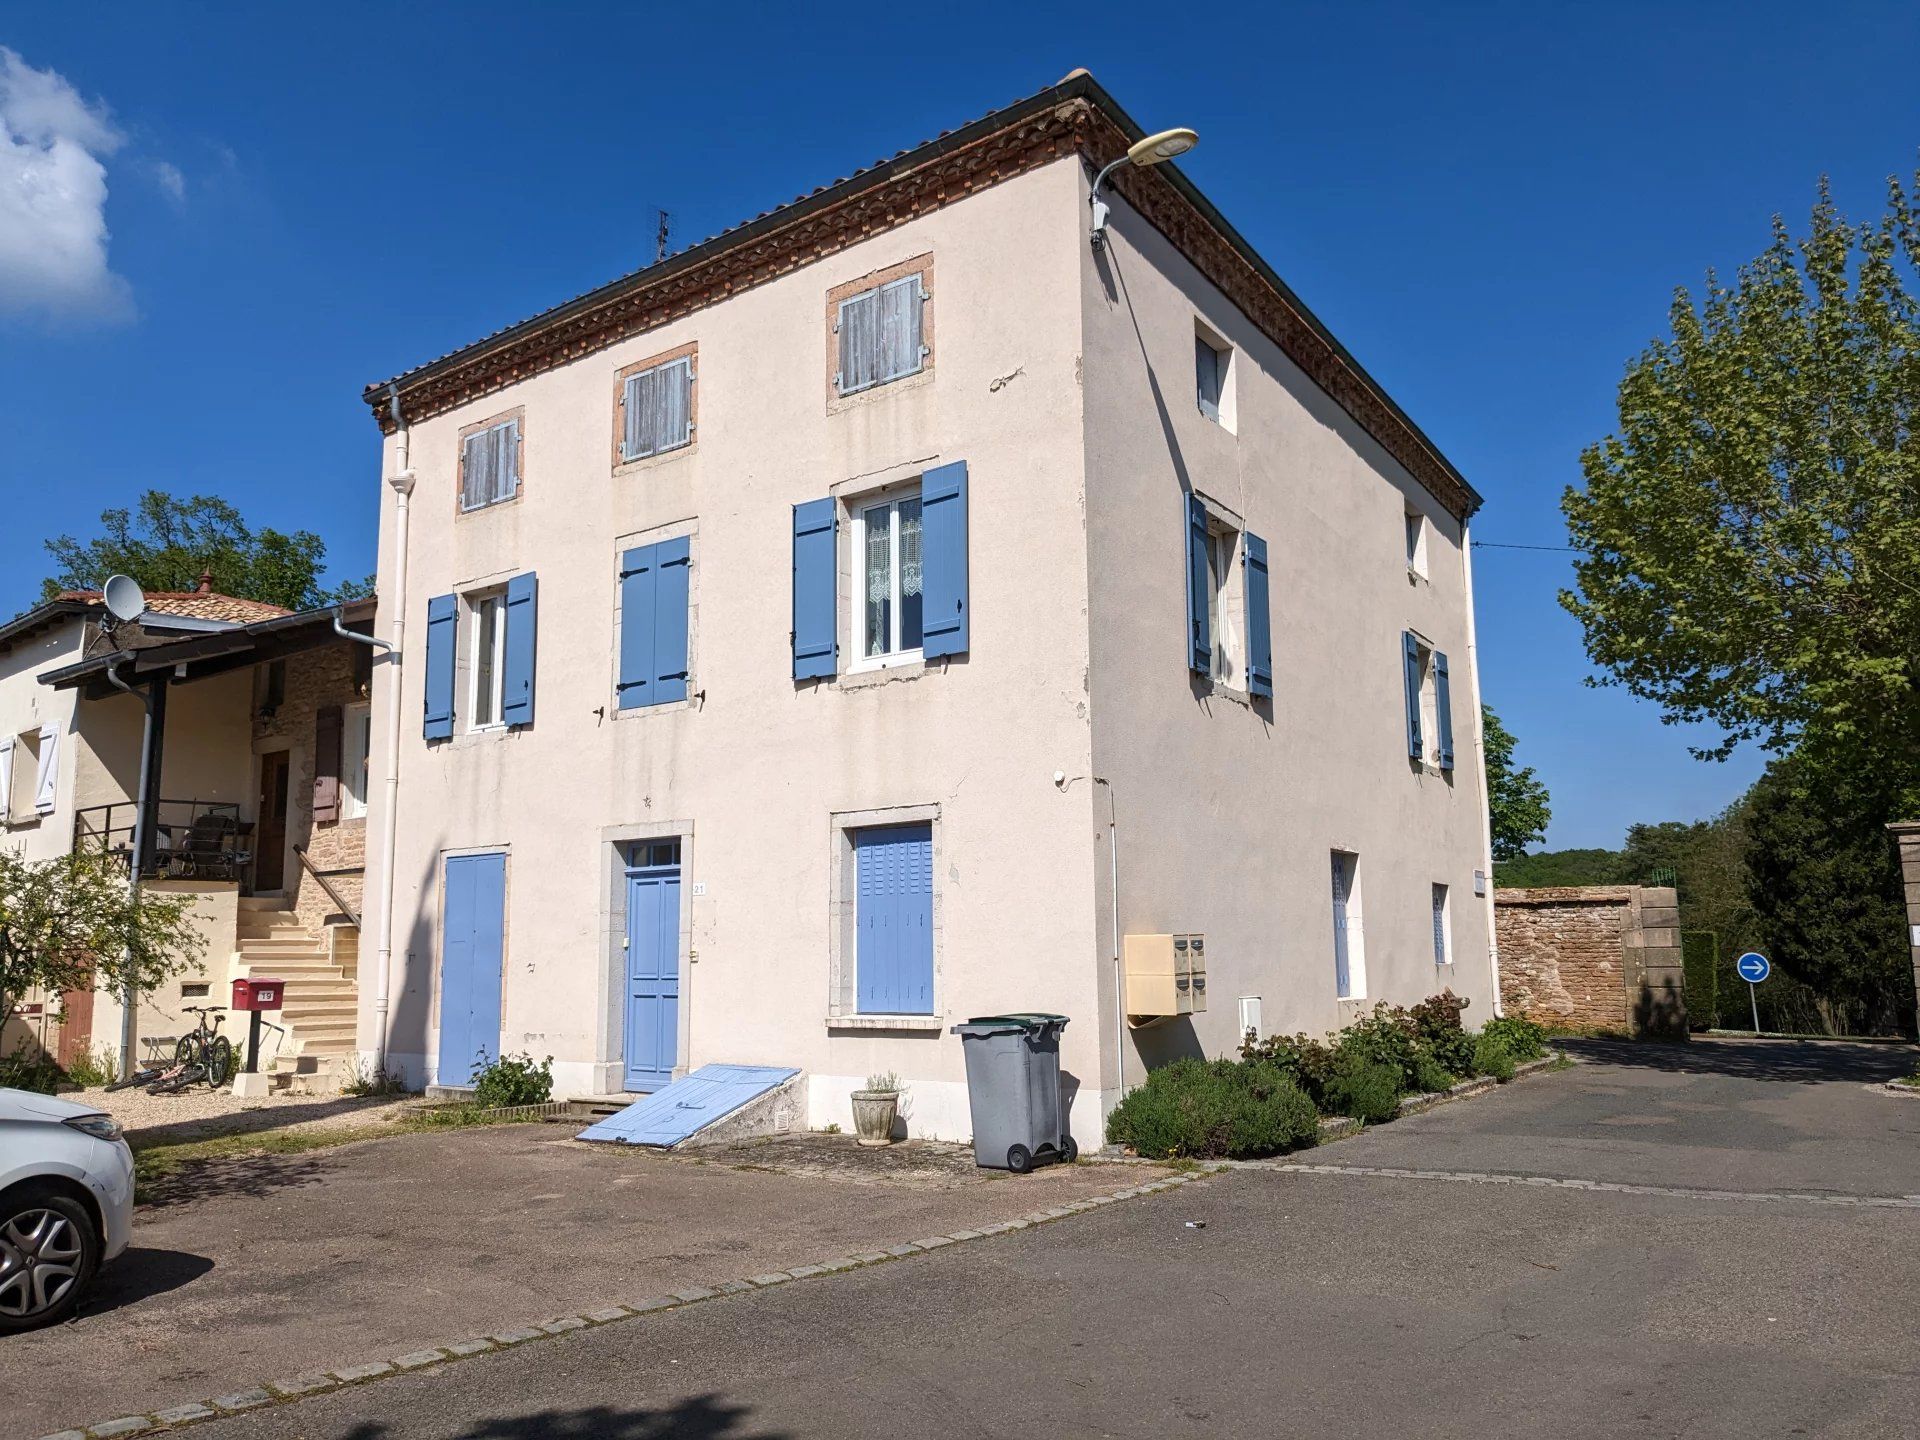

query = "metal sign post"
[1735,952,1771,1034]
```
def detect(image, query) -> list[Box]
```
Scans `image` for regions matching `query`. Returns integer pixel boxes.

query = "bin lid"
[953,1012,1070,1036]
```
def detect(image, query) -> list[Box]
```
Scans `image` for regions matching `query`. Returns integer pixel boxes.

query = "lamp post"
[1089,127,1199,249]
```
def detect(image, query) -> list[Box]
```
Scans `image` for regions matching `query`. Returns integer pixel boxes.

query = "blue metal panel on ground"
[438,852,506,1085]
[577,1064,800,1148]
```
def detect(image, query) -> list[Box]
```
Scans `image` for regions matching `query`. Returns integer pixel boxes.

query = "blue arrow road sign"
[1736,952,1771,984]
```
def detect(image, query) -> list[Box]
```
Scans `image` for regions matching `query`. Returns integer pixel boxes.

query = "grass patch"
[131,1104,546,1203]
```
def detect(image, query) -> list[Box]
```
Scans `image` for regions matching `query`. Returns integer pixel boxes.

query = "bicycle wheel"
[205,1036,234,1089]
[174,1035,200,1069]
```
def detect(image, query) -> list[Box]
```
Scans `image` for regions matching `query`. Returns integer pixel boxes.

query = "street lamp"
[1089,127,1199,249]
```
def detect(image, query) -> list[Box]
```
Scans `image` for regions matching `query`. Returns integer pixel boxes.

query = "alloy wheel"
[0,1207,84,1319]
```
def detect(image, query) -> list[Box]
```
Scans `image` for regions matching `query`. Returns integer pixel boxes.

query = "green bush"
[1409,991,1476,1077]
[1681,932,1718,1030]
[1105,1057,1320,1160]
[470,1051,554,1108]
[1473,1034,1517,1081]
[1326,1057,1402,1123]
[62,1044,117,1090]
[1239,1031,1339,1109]
[1411,1055,1456,1095]
[0,1041,62,1095]
[1338,1003,1421,1089]
[1479,1015,1548,1062]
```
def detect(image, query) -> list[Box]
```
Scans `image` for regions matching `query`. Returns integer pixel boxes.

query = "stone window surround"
[824,252,935,414]
[611,340,699,476]
[455,405,527,519]
[596,819,695,1084]
[825,802,943,1032]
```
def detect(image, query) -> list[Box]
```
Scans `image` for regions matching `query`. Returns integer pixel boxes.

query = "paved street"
[166,1038,1920,1440]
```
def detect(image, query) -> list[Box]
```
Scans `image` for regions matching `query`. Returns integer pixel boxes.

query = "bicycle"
[154,1006,234,1093]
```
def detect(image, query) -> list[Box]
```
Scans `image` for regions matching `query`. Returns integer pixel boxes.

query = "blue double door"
[439,852,506,1085]
[624,841,682,1092]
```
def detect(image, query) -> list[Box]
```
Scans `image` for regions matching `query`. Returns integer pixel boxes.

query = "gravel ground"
[67,1083,419,1144]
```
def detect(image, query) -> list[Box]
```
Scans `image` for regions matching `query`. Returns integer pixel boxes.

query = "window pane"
[863,503,893,656]
[474,598,499,726]
[1208,531,1233,681]
[898,496,923,650]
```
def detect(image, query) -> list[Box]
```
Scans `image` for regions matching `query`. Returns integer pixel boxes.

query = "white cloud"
[0,47,131,321]
[152,159,184,206]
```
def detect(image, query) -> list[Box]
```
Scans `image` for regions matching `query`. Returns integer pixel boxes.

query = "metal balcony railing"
[72,800,253,882]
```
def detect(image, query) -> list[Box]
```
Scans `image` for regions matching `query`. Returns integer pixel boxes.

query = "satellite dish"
[103,574,146,623]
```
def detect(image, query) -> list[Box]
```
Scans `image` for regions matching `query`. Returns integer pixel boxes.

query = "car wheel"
[0,1187,100,1333]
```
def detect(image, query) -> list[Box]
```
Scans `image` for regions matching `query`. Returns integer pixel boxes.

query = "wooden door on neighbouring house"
[255,751,290,891]
[55,986,94,1069]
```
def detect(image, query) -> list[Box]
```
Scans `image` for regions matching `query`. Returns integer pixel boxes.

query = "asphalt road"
[141,1040,1920,1439]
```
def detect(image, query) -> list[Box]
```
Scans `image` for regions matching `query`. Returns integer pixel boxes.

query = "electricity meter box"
[1123,933,1207,1024]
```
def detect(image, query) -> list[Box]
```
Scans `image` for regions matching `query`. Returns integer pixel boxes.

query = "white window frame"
[1432,882,1453,967]
[1205,515,1245,688]
[1410,632,1440,767]
[1406,508,1429,579]
[1333,849,1368,1001]
[341,701,372,820]
[849,484,925,672]
[466,590,508,732]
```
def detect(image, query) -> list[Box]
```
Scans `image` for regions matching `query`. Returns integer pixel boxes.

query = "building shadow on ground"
[336,1394,781,1439]
[124,1097,403,1151]
[77,1246,215,1318]
[137,1150,336,1209]
[1565,1035,1916,1085]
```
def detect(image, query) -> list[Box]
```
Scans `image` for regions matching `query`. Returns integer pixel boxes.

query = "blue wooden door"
[623,852,682,1091]
[855,824,933,1014]
[439,852,505,1085]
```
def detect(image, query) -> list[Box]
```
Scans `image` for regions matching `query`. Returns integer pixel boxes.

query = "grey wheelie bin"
[951,1013,1075,1173]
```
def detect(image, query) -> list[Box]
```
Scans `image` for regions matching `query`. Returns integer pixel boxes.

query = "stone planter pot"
[850,1089,900,1146]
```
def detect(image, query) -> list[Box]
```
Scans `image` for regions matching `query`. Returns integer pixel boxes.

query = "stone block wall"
[254,642,369,941]
[1495,885,1686,1038]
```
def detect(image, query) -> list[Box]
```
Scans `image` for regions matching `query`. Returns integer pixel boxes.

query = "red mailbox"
[231,977,286,1011]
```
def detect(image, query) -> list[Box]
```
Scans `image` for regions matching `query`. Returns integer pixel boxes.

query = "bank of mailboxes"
[1123,933,1208,1023]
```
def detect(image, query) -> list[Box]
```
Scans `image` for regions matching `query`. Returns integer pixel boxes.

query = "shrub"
[1338,1003,1421,1089]
[1239,1031,1339,1109]
[1473,1034,1516,1082]
[1409,991,1476,1077]
[0,1041,62,1095]
[63,1044,118,1090]
[470,1051,554,1108]
[1327,1057,1401,1123]
[1411,1055,1456,1095]
[1480,1015,1548,1062]
[1105,1057,1320,1160]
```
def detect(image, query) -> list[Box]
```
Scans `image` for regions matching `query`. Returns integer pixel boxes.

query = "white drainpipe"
[373,385,415,1073]
[1460,518,1503,1017]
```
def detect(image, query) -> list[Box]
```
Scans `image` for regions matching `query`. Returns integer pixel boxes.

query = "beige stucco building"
[357,74,1498,1141]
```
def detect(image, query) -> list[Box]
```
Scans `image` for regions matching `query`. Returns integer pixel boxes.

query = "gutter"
[371,385,415,1077]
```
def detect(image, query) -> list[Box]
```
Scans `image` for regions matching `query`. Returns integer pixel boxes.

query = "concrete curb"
[50,1170,1206,1440]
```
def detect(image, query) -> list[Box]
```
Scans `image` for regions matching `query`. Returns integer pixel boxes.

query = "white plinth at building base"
[231,1070,272,1098]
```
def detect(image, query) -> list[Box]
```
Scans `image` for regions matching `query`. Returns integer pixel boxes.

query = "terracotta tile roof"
[53,589,292,624]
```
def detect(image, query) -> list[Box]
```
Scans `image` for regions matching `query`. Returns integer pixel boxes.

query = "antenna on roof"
[103,574,146,624]
[655,209,670,264]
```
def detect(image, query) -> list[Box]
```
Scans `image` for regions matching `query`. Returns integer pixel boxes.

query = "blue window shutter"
[654,536,691,703]
[618,546,658,710]
[1243,531,1272,698]
[502,572,537,727]
[921,460,969,659]
[792,498,837,680]
[423,593,457,740]
[1403,631,1424,760]
[1434,649,1455,771]
[855,824,934,1015]
[1185,493,1210,675]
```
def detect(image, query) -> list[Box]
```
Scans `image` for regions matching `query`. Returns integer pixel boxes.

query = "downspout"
[1097,778,1124,1098]
[102,660,155,1080]
[372,384,416,1075]
[1460,520,1503,1017]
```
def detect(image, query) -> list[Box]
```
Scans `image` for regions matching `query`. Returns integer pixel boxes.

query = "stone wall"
[253,642,369,940]
[1495,885,1685,1038]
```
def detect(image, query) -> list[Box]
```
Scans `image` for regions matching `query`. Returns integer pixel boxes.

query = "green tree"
[0,850,205,1029]
[1493,847,1624,889]
[1743,755,1910,1034]
[42,492,370,612]
[1483,704,1551,861]
[1562,174,1920,805]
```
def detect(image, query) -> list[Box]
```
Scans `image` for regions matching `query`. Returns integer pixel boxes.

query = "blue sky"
[2,2,1916,848]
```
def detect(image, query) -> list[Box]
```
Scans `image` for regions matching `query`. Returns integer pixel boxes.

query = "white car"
[0,1087,133,1332]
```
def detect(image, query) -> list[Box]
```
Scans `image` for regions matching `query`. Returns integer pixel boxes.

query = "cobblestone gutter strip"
[1246,1161,1920,1210]
[49,1171,1208,1440]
